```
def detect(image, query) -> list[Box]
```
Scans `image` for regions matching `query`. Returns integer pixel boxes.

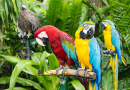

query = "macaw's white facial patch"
[83,24,95,34]
[38,31,48,38]
[36,38,46,46]
[102,22,108,27]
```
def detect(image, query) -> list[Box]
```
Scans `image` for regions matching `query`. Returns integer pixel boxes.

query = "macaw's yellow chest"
[103,30,115,51]
[75,39,92,71]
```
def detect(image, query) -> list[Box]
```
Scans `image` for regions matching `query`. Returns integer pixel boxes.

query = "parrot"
[34,25,90,90]
[34,25,80,76]
[17,5,40,59]
[101,20,127,90]
[75,21,101,90]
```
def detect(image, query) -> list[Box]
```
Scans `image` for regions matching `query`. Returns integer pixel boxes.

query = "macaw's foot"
[56,66,63,78]
[76,68,85,77]
[103,50,116,55]
[62,66,70,77]
[84,69,91,78]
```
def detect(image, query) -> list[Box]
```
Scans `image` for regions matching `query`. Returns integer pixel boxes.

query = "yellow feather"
[121,56,127,66]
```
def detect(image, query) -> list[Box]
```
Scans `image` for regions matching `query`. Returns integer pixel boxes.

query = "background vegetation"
[0,0,130,90]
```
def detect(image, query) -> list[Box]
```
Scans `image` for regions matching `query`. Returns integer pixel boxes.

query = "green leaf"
[9,60,38,90]
[46,0,63,25]
[102,70,113,90]
[69,80,85,90]
[79,4,89,26]
[0,54,21,64]
[17,77,43,90]
[55,2,70,32]
[5,87,28,90]
[0,77,10,84]
[48,54,60,89]
[68,0,82,37]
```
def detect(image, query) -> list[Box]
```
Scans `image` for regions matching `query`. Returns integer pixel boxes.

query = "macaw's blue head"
[101,20,115,30]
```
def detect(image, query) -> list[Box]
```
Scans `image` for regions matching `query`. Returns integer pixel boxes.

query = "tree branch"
[38,69,96,80]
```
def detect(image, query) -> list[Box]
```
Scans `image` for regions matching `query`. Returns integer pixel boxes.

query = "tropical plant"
[0,0,130,90]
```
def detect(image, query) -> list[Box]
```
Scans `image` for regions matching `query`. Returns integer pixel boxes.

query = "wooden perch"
[38,69,96,80]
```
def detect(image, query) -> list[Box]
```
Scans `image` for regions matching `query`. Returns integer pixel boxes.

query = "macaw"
[101,20,127,90]
[75,21,101,90]
[34,25,80,76]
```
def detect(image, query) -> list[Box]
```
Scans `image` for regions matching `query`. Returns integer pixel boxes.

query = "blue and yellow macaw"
[101,20,127,90]
[75,21,101,90]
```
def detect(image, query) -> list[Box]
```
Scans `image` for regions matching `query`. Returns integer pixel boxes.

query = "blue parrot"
[101,20,127,90]
[75,21,101,90]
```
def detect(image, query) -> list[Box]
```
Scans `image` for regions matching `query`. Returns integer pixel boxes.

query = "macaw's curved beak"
[36,38,48,46]
[101,22,107,30]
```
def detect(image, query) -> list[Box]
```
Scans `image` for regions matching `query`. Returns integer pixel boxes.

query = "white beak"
[36,38,46,46]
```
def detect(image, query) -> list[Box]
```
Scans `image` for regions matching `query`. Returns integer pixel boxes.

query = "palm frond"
[46,0,63,25]
[55,2,70,32]
[68,0,82,37]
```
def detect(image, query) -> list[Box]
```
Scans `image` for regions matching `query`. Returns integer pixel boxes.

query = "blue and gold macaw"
[75,21,101,90]
[101,20,127,90]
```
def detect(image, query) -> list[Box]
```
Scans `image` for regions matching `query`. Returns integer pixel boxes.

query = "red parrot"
[34,25,77,75]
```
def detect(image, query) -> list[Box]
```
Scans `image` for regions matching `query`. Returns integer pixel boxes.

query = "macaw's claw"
[84,69,91,78]
[62,66,70,77]
[76,68,85,77]
[56,66,63,78]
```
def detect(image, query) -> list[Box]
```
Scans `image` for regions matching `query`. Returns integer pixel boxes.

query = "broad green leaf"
[0,55,21,64]
[48,54,60,89]
[0,77,43,90]
[102,71,113,90]
[5,87,27,90]
[25,66,53,90]
[69,80,85,90]
[0,77,10,84]
[17,77,43,90]
[9,60,38,90]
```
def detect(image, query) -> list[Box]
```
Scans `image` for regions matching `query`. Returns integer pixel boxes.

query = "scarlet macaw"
[75,21,101,90]
[34,25,79,76]
[101,20,127,90]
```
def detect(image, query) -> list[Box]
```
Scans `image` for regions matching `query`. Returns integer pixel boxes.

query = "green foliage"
[46,0,63,25]
[55,2,70,32]
[69,80,85,90]
[0,51,60,90]
[68,0,82,37]
[0,0,130,90]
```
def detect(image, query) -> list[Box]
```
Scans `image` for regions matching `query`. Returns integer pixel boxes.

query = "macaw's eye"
[88,31,92,34]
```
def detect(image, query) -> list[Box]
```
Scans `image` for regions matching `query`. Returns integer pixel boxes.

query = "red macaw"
[34,25,79,76]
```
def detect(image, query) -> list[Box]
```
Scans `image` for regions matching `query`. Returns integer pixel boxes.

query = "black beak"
[101,22,106,30]
[40,37,48,42]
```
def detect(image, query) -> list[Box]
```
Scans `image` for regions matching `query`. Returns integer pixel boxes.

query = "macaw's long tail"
[88,80,98,90]
[110,54,118,90]
[121,56,127,66]
[79,78,88,90]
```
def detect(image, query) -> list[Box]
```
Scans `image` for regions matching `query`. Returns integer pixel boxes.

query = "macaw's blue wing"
[59,32,80,67]
[89,37,101,90]
[111,28,122,64]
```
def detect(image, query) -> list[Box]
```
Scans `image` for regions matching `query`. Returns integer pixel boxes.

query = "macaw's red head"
[34,25,60,46]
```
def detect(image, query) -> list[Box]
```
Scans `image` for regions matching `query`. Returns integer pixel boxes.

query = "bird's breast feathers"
[103,30,115,51]
[75,38,92,70]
